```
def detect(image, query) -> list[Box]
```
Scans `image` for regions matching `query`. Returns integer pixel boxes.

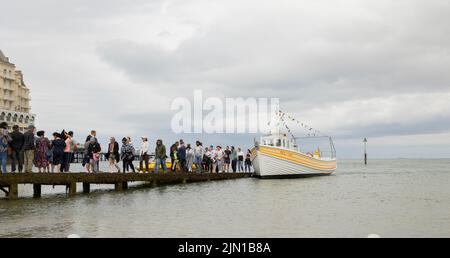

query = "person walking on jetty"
[23,125,36,173]
[155,139,167,173]
[62,131,72,172]
[231,146,238,172]
[178,139,187,172]
[223,146,231,172]
[170,141,179,171]
[62,131,76,172]
[194,141,204,173]
[58,130,67,173]
[202,147,210,172]
[106,137,120,173]
[0,122,11,174]
[245,150,252,173]
[69,131,77,161]
[51,132,66,173]
[139,137,150,172]
[237,148,245,172]
[83,130,98,173]
[121,137,135,173]
[10,125,24,173]
[83,135,92,172]
[209,146,217,173]
[125,137,134,172]
[216,146,224,173]
[170,144,178,171]
[35,131,51,173]
[87,137,101,173]
[186,144,195,172]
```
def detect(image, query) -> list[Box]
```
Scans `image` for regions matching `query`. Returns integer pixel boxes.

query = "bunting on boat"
[277,109,326,137]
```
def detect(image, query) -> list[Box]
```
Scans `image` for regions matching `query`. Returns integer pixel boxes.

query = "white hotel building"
[0,49,35,131]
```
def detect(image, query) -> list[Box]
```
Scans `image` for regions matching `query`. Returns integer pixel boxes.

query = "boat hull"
[252,146,337,178]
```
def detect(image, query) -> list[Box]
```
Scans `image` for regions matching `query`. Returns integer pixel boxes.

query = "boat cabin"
[260,133,298,151]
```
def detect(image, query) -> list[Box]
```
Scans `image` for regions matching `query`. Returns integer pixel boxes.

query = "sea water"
[0,159,449,237]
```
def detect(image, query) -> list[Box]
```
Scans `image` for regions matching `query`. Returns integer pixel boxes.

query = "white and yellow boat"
[252,116,337,178]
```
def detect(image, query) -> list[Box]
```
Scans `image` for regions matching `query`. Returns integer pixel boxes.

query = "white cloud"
[293,91,450,135]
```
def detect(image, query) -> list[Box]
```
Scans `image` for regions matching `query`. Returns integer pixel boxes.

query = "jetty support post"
[33,184,42,198]
[8,184,18,200]
[83,183,90,194]
[68,181,77,196]
[115,181,128,191]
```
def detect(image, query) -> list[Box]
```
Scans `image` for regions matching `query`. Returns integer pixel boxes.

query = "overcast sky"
[1,0,449,159]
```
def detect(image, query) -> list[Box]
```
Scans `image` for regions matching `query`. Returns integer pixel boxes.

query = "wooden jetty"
[0,172,251,200]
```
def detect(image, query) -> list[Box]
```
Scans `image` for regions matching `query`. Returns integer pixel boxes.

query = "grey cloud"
[97,0,450,103]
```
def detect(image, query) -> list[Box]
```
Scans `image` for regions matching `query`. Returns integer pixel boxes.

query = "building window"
[19,115,23,123]
[0,113,5,121]
[6,113,11,122]
[25,116,29,123]
[13,114,18,122]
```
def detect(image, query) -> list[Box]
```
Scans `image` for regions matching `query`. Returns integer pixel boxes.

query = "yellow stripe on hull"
[257,146,337,171]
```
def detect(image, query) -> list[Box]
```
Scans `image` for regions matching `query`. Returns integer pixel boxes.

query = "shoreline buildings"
[0,49,35,131]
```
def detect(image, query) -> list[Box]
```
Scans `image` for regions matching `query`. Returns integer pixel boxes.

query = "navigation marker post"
[363,138,368,165]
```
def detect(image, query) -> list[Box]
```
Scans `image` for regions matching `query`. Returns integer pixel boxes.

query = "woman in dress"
[34,131,51,173]
[105,137,120,173]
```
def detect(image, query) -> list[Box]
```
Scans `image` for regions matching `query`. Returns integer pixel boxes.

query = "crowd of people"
[167,140,253,174]
[0,123,78,174]
[0,123,253,174]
